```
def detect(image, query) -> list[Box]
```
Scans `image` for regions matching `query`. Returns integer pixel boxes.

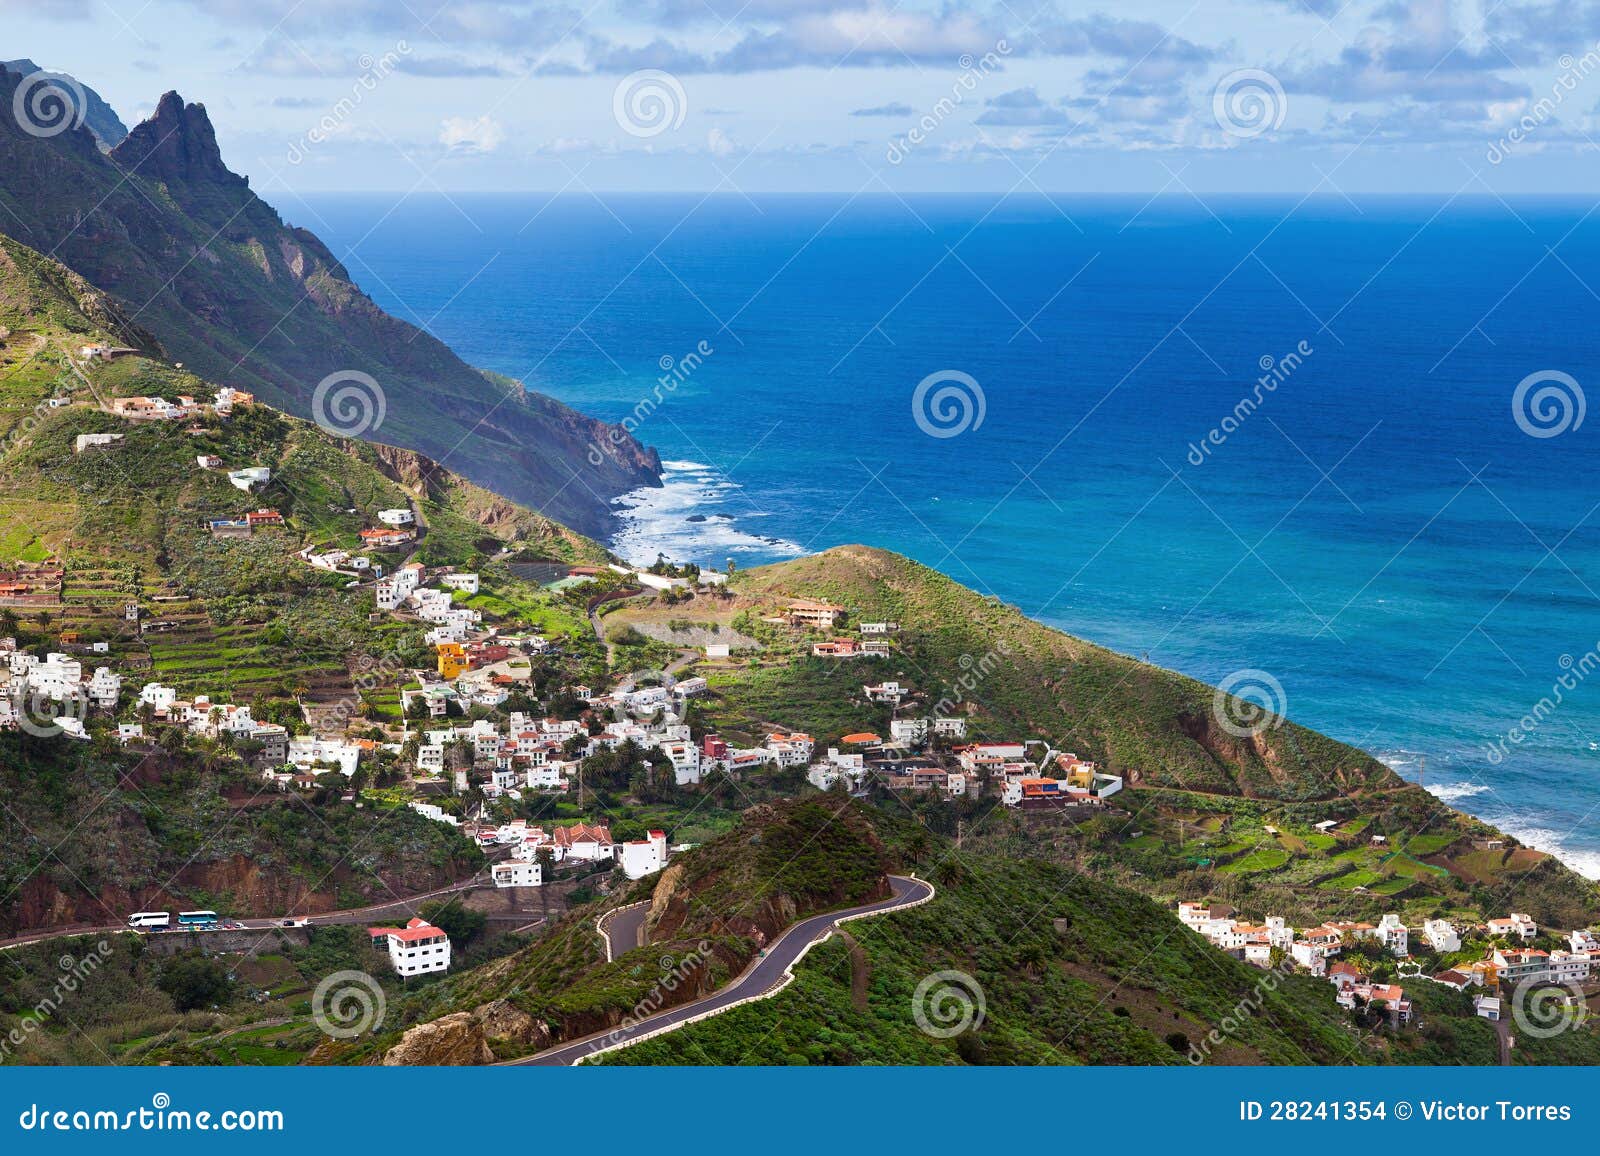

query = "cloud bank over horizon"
[4,0,1597,194]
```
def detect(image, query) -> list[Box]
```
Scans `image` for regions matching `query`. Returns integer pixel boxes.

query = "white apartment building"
[890,717,929,744]
[31,653,83,700]
[370,918,452,976]
[491,861,543,888]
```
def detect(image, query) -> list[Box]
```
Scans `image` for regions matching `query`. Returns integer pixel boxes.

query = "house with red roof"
[368,917,452,976]
[551,822,614,863]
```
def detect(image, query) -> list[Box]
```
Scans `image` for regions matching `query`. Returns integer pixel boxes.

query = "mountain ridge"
[0,65,660,538]
[0,59,127,150]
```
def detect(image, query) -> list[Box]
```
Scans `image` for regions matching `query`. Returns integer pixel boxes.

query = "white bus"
[127,911,171,928]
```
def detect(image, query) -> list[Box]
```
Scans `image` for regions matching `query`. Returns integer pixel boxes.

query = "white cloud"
[439,114,505,153]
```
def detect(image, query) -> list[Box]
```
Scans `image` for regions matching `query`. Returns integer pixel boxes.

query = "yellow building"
[436,642,469,679]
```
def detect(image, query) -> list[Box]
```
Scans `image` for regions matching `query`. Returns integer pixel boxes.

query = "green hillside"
[597,853,1498,1066]
[709,547,1599,929]
[0,233,627,935]
[0,68,659,536]
[0,231,608,705]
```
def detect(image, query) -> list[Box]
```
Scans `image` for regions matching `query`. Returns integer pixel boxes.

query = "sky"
[5,0,1600,195]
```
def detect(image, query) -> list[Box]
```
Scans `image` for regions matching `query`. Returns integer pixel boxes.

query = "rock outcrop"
[381,1013,493,1066]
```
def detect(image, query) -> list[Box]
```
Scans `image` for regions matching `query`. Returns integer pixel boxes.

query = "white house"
[619,830,669,880]
[138,682,178,716]
[890,718,929,744]
[1290,942,1330,976]
[369,918,451,976]
[439,572,479,594]
[491,861,544,888]
[1487,913,1538,942]
[634,571,689,592]
[654,739,702,786]
[86,667,122,709]
[1571,930,1600,955]
[227,466,271,491]
[30,653,83,700]
[410,802,459,826]
[704,643,730,659]
[673,676,708,698]
[1423,919,1461,953]
[377,508,416,526]
[526,765,568,791]
[551,823,614,863]
[1549,950,1593,985]
[763,731,814,768]
[73,432,123,453]
[859,622,899,634]
[288,736,360,777]
[863,681,906,704]
[1377,913,1410,956]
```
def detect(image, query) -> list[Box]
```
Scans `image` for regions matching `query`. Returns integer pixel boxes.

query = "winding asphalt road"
[0,875,491,953]
[516,875,934,1066]
[597,902,650,961]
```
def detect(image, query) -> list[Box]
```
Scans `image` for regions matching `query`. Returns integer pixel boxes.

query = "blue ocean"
[299,191,1600,875]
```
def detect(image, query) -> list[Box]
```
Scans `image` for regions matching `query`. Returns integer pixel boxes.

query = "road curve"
[597,902,650,962]
[515,875,934,1066]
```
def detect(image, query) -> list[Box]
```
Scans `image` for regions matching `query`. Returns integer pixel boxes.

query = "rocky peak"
[111,91,243,193]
